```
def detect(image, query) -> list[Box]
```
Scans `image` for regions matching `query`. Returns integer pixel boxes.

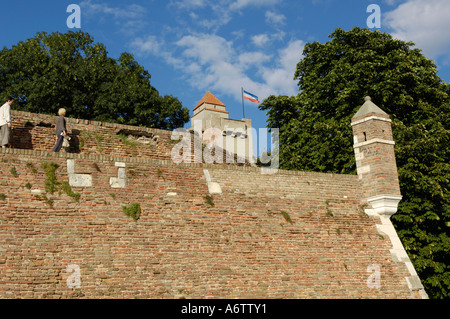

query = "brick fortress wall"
[9,110,178,161]
[0,110,423,298]
[9,110,249,166]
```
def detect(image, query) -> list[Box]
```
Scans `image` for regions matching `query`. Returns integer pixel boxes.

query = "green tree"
[260,27,450,298]
[0,30,189,130]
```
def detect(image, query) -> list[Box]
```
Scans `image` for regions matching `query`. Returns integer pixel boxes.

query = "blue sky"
[2,0,450,155]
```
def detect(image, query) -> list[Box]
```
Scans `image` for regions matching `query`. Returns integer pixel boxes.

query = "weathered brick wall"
[10,110,176,161]
[0,147,417,299]
[9,110,250,166]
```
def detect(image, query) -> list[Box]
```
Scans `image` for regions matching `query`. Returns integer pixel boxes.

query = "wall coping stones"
[0,147,360,181]
[12,110,172,138]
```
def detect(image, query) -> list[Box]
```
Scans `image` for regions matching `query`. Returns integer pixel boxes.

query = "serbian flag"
[243,90,259,103]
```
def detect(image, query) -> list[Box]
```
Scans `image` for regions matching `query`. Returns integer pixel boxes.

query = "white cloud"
[261,40,304,96]
[171,33,303,102]
[251,31,286,48]
[170,0,283,31]
[80,0,146,20]
[177,34,234,65]
[265,11,286,26]
[130,35,184,68]
[385,0,450,62]
[279,40,304,71]
[238,52,272,69]
[231,30,245,40]
[130,36,162,56]
[252,34,270,47]
[229,0,281,11]
[129,0,300,104]
[170,0,207,9]
[174,33,246,95]
[180,1,234,31]
[80,0,147,33]
[383,0,402,5]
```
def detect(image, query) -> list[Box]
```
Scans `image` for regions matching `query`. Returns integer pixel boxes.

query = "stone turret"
[351,96,402,216]
[351,96,428,298]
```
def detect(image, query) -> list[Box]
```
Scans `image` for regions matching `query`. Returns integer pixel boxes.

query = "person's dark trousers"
[52,134,64,152]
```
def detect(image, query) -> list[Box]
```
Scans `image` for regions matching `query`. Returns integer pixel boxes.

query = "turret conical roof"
[352,96,389,121]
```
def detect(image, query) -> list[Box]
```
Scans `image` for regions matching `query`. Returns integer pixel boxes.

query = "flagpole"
[241,87,245,119]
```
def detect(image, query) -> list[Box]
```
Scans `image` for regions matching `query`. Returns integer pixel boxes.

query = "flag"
[243,90,259,103]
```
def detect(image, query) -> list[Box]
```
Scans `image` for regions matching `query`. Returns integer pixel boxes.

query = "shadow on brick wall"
[66,129,82,153]
[10,122,34,150]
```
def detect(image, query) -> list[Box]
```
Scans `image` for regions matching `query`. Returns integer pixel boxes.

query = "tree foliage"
[0,30,189,130]
[260,27,450,298]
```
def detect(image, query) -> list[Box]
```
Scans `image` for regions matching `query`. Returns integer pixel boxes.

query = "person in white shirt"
[0,96,14,149]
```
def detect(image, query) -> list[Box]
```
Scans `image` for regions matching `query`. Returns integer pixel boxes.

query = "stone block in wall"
[67,159,92,187]
[110,162,126,188]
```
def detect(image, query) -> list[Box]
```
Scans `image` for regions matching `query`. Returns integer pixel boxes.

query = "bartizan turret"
[351,96,428,299]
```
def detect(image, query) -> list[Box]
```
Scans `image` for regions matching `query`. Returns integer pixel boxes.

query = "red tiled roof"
[194,91,226,111]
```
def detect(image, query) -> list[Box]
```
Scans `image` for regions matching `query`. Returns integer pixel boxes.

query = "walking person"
[52,108,68,152]
[0,96,14,149]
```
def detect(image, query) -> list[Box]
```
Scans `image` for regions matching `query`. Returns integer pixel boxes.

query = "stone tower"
[191,91,229,129]
[351,96,428,298]
[351,96,402,216]
[190,91,254,164]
